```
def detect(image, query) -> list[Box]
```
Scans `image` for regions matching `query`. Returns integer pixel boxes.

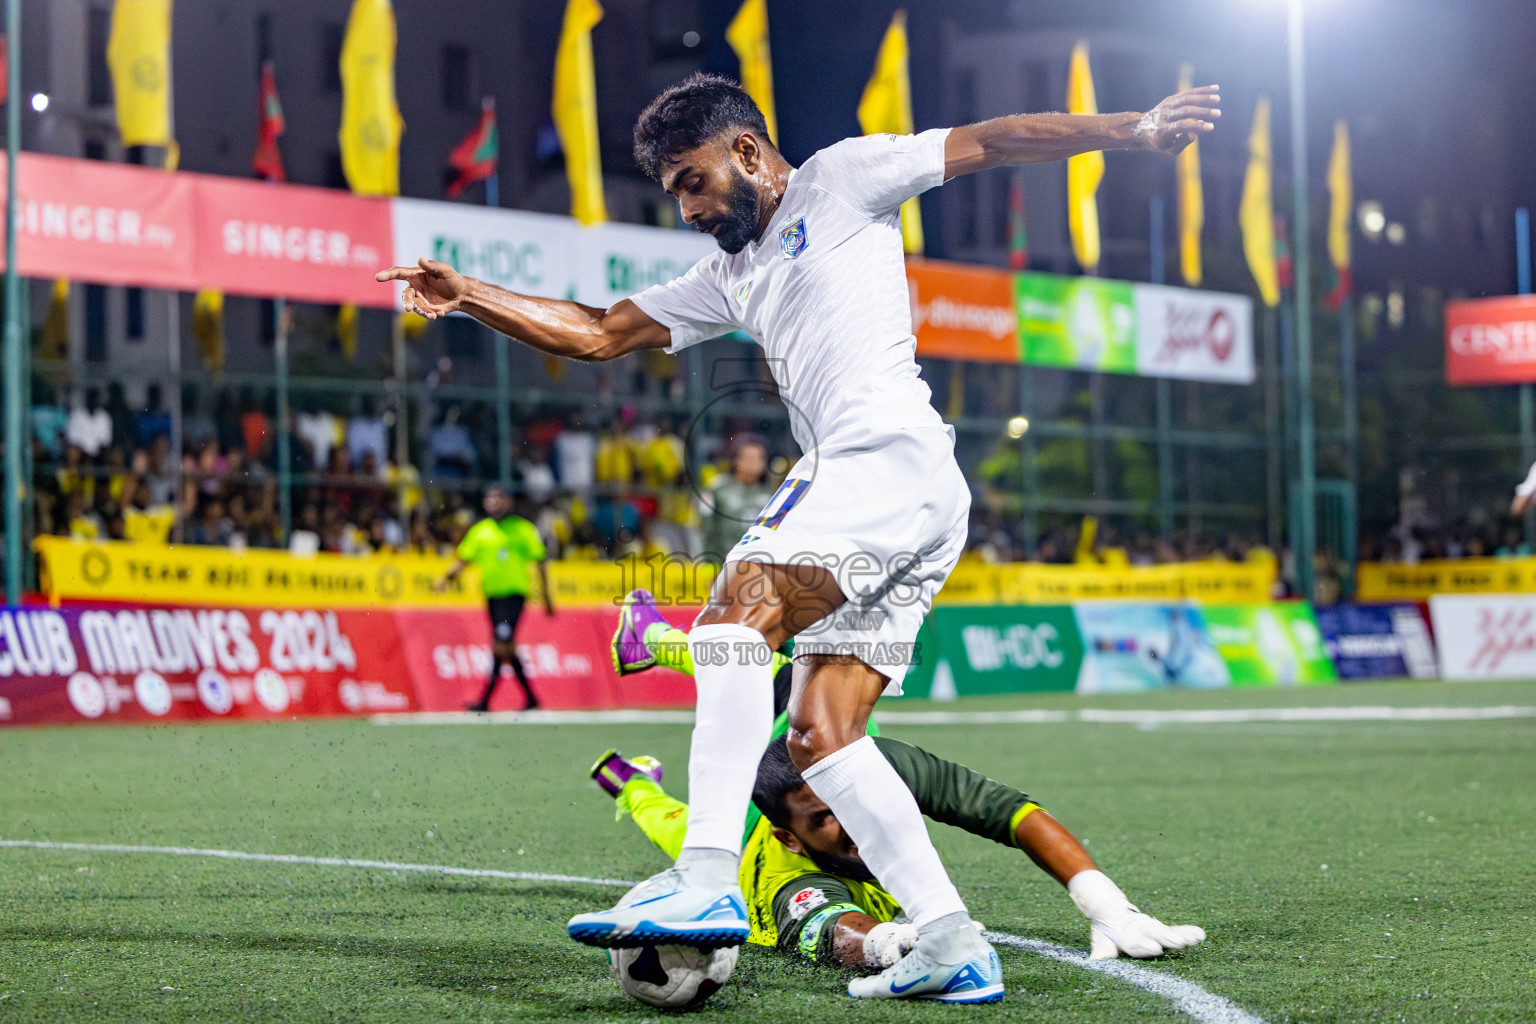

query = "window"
[259,298,276,347]
[85,285,107,362]
[990,177,1012,247]
[953,68,978,124]
[126,288,145,342]
[441,43,474,111]
[320,22,344,93]
[445,315,483,360]
[952,174,979,248]
[1024,61,1049,113]
[83,138,107,161]
[649,0,703,63]
[323,150,347,190]
[256,12,275,65]
[87,7,112,107]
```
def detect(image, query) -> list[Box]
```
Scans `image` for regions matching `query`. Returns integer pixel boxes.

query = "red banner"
[192,175,393,307]
[1445,294,1536,385]
[0,153,395,308]
[0,601,704,726]
[396,605,698,712]
[0,152,198,290]
[0,604,414,726]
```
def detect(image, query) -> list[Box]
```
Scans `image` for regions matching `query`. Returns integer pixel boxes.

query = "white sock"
[800,735,968,931]
[677,623,775,867]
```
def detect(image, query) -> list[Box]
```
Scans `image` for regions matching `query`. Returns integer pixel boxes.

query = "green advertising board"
[901,605,1086,698]
[1015,273,1136,373]
[1200,604,1338,686]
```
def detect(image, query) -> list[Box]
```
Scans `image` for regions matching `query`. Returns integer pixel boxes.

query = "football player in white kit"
[378,73,1219,1003]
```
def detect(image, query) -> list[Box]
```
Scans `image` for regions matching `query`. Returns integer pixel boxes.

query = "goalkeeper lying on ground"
[595,590,1206,970]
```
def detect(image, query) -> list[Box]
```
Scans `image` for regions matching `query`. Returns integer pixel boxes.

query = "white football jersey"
[630,129,952,455]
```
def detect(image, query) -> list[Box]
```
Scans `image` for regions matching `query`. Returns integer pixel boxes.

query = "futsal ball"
[608,944,739,1009]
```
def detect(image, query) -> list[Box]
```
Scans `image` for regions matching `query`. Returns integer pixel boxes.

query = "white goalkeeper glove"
[861,921,919,968]
[1068,869,1206,960]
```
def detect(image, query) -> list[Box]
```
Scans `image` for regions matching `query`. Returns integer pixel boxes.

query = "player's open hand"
[1087,903,1206,960]
[1136,84,1220,155]
[375,257,471,320]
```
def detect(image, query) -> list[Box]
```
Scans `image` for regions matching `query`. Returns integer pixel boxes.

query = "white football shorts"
[723,425,970,695]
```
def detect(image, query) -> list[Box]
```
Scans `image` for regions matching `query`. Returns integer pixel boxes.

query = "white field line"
[370,705,1536,727]
[0,838,1266,1024]
[985,932,1266,1024]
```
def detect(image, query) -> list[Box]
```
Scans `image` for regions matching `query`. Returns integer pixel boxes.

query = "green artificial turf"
[1,679,1534,1022]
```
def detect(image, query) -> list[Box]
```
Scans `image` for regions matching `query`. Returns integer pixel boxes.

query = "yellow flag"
[337,303,359,361]
[857,10,923,255]
[108,0,176,167]
[398,312,429,342]
[38,279,70,362]
[1239,96,1280,307]
[1326,120,1352,275]
[727,0,777,145]
[1066,41,1103,273]
[339,0,404,196]
[553,0,607,226]
[1175,65,1203,286]
[1074,515,1099,564]
[192,289,225,372]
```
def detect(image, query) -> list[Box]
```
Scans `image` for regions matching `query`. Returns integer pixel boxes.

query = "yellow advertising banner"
[33,538,719,610]
[35,539,1273,611]
[936,559,1275,606]
[1356,558,1536,602]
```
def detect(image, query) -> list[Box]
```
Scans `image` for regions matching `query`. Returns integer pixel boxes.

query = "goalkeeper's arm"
[874,736,1206,960]
[770,874,917,970]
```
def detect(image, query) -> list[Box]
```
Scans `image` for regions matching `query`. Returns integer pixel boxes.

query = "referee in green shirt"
[437,485,555,711]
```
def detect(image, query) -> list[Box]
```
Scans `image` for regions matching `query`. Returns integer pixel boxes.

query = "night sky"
[685,0,1536,205]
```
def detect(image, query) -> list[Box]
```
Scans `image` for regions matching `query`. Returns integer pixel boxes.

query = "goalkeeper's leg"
[613,589,790,680]
[590,750,687,860]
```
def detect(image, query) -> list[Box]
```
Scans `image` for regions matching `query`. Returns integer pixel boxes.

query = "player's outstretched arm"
[943,84,1220,178]
[375,258,672,362]
[872,736,1206,960]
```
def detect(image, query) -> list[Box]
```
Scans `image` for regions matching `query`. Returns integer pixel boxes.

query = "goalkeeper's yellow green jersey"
[741,736,1042,963]
[739,812,902,953]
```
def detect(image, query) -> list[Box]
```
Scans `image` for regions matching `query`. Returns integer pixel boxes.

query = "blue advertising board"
[1314,604,1438,680]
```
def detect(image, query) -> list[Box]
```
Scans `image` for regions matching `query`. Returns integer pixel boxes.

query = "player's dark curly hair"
[750,735,806,829]
[633,73,774,181]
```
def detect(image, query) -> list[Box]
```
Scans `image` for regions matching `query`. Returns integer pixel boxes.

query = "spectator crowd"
[28,379,788,565]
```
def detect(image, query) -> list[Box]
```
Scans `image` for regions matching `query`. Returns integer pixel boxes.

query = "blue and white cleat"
[567,866,749,951]
[847,925,1004,1003]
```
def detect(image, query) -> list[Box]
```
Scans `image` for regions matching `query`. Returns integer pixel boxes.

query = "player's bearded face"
[801,838,876,883]
[785,792,876,882]
[696,163,762,255]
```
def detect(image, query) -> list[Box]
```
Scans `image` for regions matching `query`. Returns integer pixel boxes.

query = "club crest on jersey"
[779,217,808,259]
[789,887,828,920]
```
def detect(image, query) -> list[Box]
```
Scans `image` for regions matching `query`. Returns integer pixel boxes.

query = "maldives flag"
[253,60,286,181]
[447,97,499,198]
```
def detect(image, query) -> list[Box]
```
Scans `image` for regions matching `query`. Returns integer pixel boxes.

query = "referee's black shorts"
[486,595,526,643]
